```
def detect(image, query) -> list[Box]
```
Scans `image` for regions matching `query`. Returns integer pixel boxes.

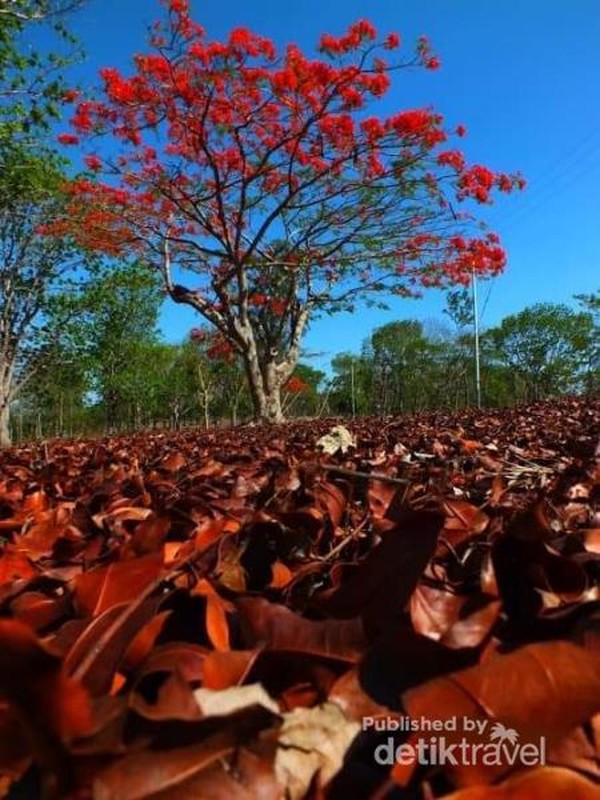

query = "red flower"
[342,87,363,109]
[349,20,377,42]
[100,68,135,103]
[269,298,287,315]
[366,73,390,96]
[384,32,400,50]
[62,89,80,103]
[319,34,344,54]
[361,117,385,140]
[229,27,252,47]
[57,133,80,145]
[426,56,441,70]
[169,0,188,13]
[84,155,102,171]
[388,109,434,137]
[456,124,467,137]
[284,376,309,394]
[271,68,298,93]
[437,150,465,171]
[249,293,268,306]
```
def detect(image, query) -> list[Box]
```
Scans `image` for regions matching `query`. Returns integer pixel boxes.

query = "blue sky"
[49,0,600,370]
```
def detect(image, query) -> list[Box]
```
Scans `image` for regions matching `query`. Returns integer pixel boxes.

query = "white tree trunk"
[243,354,286,424]
[0,398,11,448]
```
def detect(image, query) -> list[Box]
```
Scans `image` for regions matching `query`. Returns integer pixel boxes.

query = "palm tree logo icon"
[489,722,519,745]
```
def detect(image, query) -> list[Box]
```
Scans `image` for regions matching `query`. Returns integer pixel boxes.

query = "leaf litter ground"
[0,397,599,799]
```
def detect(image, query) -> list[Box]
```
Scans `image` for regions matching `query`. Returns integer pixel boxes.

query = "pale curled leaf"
[194,683,280,718]
[316,425,356,455]
[274,702,360,800]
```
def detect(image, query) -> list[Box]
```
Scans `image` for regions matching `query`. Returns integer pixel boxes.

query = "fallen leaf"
[194,683,280,717]
[274,702,360,800]
[316,426,356,455]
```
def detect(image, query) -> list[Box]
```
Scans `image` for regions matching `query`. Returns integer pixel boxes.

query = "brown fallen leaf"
[441,766,600,798]
[0,620,93,797]
[73,552,164,617]
[396,639,600,788]
[237,597,368,662]
[313,509,443,638]
[92,706,278,800]
[66,596,163,695]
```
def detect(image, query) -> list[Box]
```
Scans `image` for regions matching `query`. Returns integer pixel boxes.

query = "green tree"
[367,320,433,414]
[0,0,83,139]
[187,330,250,427]
[14,336,89,439]
[443,287,474,332]
[486,303,595,402]
[76,262,165,430]
[574,290,600,394]
[328,353,372,417]
[0,1,85,445]
[0,145,89,446]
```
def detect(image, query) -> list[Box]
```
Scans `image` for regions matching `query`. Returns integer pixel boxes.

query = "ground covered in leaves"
[1,397,600,799]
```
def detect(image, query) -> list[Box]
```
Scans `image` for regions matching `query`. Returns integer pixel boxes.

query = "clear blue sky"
[52,1,600,370]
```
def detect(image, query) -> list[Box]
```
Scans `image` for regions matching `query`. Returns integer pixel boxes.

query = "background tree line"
[327,291,598,418]
[10,280,599,442]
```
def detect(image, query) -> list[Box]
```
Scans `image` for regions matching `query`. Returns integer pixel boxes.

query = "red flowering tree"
[51,0,524,422]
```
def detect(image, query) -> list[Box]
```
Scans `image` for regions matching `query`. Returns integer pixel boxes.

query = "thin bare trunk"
[0,400,10,448]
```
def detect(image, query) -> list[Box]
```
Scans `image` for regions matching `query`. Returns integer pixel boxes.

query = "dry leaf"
[274,702,360,800]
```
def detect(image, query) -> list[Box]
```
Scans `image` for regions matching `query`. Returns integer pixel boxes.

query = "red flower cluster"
[458,165,523,203]
[319,19,377,54]
[169,0,188,13]
[62,89,80,103]
[207,335,235,362]
[437,149,465,171]
[57,133,80,145]
[283,376,309,394]
[84,155,102,172]
[387,109,446,147]
[384,32,401,50]
[249,293,268,307]
[49,6,523,310]
[269,298,287,316]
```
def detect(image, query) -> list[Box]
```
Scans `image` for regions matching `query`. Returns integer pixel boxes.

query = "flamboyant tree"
[51,0,524,422]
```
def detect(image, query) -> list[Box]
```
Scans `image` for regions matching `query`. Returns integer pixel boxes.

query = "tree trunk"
[259,387,284,424]
[0,400,10,448]
[243,355,286,424]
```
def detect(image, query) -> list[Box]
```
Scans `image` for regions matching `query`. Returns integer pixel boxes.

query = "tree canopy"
[0,0,83,138]
[0,144,88,446]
